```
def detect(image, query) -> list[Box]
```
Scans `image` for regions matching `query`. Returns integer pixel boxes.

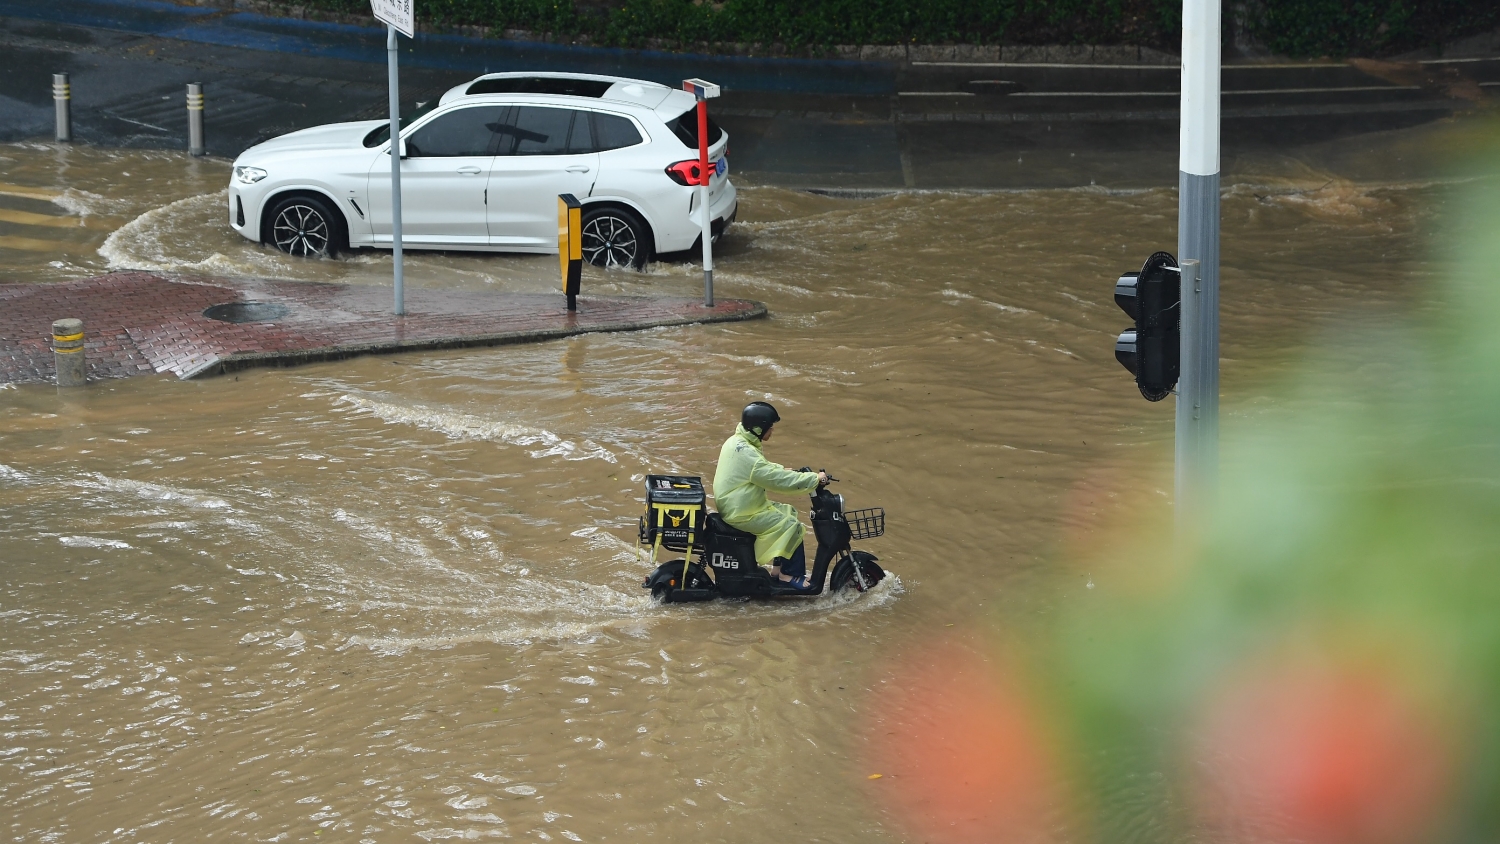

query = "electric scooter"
[639,472,886,603]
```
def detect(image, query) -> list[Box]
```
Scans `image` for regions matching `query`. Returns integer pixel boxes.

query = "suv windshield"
[362,99,440,148]
[664,108,724,150]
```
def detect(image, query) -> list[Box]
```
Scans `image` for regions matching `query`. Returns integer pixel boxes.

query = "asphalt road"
[1,0,1496,188]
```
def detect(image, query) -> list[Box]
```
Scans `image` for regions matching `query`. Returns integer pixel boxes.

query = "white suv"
[228,72,736,269]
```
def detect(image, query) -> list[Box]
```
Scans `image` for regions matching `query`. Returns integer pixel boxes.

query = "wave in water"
[334,392,618,463]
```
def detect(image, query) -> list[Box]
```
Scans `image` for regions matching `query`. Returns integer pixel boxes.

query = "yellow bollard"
[558,193,581,311]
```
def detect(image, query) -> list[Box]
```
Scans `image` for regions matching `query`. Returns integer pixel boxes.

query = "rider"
[712,402,829,590]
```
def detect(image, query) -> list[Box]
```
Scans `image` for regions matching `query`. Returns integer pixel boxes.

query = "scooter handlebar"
[799,467,839,486]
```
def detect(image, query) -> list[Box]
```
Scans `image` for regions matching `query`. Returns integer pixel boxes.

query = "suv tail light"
[665,160,708,186]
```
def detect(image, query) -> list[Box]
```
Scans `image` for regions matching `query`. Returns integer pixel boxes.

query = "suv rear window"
[466,77,613,98]
[591,113,642,151]
[665,109,724,150]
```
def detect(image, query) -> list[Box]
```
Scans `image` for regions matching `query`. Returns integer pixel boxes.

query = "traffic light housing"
[1113,251,1179,402]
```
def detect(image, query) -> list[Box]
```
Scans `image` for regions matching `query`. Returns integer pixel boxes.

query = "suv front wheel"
[265,194,346,258]
[580,206,650,270]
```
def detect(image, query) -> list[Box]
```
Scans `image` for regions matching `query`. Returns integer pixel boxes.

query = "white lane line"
[1007,85,1421,97]
[913,60,1373,70]
[0,183,62,201]
[0,234,73,252]
[0,208,82,228]
[897,91,976,96]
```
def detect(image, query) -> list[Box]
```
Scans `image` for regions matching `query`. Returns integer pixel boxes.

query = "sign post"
[370,0,413,316]
[682,78,720,308]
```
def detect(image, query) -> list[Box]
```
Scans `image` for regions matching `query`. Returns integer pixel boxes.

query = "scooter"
[639,472,886,603]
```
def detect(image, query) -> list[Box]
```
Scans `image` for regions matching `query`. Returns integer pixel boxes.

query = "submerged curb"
[0,272,766,384]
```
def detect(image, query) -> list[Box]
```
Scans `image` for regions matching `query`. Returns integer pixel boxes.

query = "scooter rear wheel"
[647,560,715,602]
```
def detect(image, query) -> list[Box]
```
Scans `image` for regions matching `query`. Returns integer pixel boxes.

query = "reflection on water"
[0,130,1462,842]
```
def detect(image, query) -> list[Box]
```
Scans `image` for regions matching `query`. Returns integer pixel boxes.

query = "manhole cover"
[203,302,289,324]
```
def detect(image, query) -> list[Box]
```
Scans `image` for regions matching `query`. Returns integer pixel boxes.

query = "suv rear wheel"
[265,194,346,258]
[581,205,649,269]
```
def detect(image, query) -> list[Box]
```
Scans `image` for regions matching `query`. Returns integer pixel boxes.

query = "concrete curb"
[197,300,769,379]
[0,272,769,385]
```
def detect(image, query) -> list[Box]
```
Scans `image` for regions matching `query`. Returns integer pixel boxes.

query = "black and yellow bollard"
[52,318,85,387]
[558,193,582,311]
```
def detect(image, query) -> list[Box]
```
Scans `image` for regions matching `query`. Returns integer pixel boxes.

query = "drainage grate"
[203,302,289,323]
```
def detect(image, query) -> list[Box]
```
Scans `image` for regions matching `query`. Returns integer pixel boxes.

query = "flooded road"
[0,125,1465,842]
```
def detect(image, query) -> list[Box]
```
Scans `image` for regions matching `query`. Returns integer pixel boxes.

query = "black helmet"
[741,401,780,438]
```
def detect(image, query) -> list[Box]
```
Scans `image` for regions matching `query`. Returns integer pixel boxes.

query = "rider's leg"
[771,545,808,585]
[782,545,807,579]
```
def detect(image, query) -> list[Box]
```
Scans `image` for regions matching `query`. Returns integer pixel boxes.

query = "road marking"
[106,114,172,133]
[898,91,976,96]
[915,60,1363,69]
[916,61,1181,69]
[1007,85,1420,97]
[0,183,62,201]
[0,234,73,252]
[0,208,83,228]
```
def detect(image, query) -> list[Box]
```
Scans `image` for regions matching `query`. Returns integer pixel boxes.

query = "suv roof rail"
[466,77,614,98]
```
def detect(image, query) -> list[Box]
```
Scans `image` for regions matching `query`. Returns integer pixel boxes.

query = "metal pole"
[387,25,405,316]
[1175,0,1221,523]
[696,99,713,308]
[53,73,71,143]
[187,83,205,156]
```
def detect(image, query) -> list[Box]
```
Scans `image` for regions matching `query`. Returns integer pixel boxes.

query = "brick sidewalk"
[0,272,766,384]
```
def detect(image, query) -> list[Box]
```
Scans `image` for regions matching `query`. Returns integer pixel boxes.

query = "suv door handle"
[457,166,482,175]
[565,165,591,173]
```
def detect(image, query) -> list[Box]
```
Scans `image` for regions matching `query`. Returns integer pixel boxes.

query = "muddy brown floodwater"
[0,121,1473,843]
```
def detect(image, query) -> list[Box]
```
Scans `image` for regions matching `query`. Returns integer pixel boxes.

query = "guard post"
[52,318,85,387]
[558,193,582,311]
[54,73,71,143]
[187,83,205,156]
[682,78,720,308]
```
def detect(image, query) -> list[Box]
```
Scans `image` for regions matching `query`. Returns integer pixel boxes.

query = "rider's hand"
[817,470,830,485]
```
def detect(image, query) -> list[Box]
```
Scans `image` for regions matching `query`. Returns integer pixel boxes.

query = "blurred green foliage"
[295,0,1496,57]
[1030,134,1500,841]
[1249,0,1500,57]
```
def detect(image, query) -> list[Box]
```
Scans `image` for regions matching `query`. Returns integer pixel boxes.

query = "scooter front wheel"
[830,551,886,593]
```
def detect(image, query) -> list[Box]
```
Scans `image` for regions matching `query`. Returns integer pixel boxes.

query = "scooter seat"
[707,513,757,542]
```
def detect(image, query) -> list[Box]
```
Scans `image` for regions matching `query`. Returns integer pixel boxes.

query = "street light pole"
[1175,0,1221,522]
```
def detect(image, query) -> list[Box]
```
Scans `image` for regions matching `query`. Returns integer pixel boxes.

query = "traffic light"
[1113,251,1180,402]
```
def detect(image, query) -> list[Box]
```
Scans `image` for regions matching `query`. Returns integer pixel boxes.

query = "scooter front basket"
[845,507,885,540]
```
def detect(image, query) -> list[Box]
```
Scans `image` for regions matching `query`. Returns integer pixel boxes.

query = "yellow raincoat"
[712,424,820,565]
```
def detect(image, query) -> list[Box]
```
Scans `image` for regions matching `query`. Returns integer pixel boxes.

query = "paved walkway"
[0,272,764,384]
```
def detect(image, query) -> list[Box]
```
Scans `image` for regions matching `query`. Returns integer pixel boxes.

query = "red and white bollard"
[682,78,720,308]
